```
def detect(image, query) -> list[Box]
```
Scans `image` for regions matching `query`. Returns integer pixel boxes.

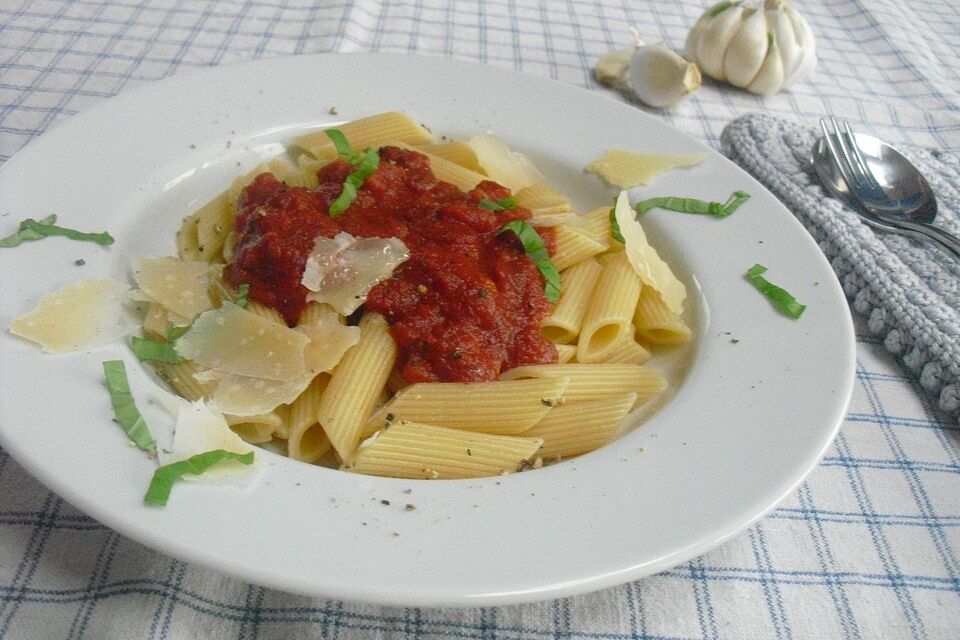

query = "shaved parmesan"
[586,149,705,187]
[208,372,315,417]
[302,232,409,315]
[173,302,309,380]
[613,191,687,314]
[296,304,361,374]
[468,133,544,193]
[9,278,135,353]
[157,396,257,483]
[132,257,212,319]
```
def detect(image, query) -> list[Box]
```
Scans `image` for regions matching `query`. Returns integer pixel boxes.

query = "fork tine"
[819,118,859,195]
[829,117,864,190]
[840,120,888,197]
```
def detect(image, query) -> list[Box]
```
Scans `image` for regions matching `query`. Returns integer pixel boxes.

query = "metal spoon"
[812,132,960,260]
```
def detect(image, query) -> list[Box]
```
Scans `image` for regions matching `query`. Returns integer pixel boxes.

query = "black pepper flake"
[380,499,391,506]
[329,106,338,115]
[74,259,86,266]
[189,143,196,149]
[730,338,740,344]
[404,504,416,511]
[466,448,472,456]
[541,398,554,407]
[450,349,462,360]
[402,488,412,494]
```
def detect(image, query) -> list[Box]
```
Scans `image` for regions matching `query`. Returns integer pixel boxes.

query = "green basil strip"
[131,336,185,364]
[324,130,380,218]
[102,360,156,452]
[608,205,626,244]
[635,191,750,218]
[478,197,518,211]
[0,214,57,247]
[500,220,562,303]
[745,264,806,319]
[144,449,255,507]
[233,283,250,308]
[0,216,114,248]
[325,128,354,158]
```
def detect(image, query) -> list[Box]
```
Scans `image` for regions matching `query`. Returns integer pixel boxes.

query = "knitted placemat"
[721,113,960,421]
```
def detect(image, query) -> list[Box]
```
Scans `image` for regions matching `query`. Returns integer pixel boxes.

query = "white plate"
[0,53,855,607]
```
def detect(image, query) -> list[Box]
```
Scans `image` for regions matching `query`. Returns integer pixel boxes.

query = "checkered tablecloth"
[1,1,959,638]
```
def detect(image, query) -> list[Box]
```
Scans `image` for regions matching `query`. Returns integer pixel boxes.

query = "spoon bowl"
[813,132,938,224]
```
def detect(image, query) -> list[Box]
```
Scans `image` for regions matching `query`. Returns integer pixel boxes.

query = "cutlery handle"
[896,220,960,262]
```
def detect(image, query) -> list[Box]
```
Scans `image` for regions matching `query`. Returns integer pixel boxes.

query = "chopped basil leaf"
[233,283,250,308]
[166,325,190,341]
[324,129,380,218]
[143,449,255,507]
[745,264,806,319]
[0,216,113,248]
[324,128,354,157]
[635,191,750,218]
[478,197,518,211]
[102,360,156,452]
[609,205,626,244]
[500,220,562,303]
[131,336,185,364]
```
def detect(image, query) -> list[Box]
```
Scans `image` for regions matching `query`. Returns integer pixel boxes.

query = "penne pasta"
[597,330,652,365]
[577,252,643,363]
[415,141,484,173]
[551,224,608,271]
[499,363,666,406]
[155,360,217,402]
[393,142,487,191]
[525,393,636,458]
[515,182,572,218]
[345,421,544,479]
[634,286,693,345]
[284,374,332,460]
[540,257,603,344]
[193,191,233,262]
[554,343,577,364]
[297,313,396,461]
[292,111,434,161]
[579,206,612,244]
[362,377,570,437]
[225,412,282,444]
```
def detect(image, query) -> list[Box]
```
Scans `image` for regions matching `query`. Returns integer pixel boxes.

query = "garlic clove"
[766,10,803,82]
[623,45,701,108]
[785,3,817,83]
[696,3,746,81]
[594,49,634,87]
[723,7,769,87]
[746,33,785,95]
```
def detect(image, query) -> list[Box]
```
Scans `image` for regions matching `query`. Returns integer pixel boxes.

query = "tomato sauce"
[224,146,558,384]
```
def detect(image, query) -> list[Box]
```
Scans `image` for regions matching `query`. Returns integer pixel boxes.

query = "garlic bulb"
[685,0,816,95]
[595,34,701,108]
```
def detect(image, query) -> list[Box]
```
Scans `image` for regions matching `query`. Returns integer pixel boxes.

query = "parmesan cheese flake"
[586,149,705,188]
[173,302,309,380]
[9,278,135,353]
[301,232,409,315]
[131,256,212,319]
[613,191,687,314]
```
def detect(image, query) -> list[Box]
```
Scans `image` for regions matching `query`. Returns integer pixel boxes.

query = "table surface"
[1,1,959,638]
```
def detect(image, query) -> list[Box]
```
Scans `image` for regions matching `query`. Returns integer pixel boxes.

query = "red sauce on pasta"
[224,146,557,383]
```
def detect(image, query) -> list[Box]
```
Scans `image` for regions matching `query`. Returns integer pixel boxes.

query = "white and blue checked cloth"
[1,1,959,638]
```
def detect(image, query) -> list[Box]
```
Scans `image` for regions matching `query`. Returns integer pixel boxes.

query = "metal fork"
[817,117,960,260]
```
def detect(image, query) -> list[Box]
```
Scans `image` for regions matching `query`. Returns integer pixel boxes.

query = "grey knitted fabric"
[721,113,960,421]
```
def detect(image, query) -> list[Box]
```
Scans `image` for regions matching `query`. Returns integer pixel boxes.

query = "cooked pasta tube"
[362,377,570,437]
[292,111,434,161]
[142,302,176,339]
[244,300,286,325]
[525,393,636,458]
[344,421,544,479]
[515,182,572,218]
[192,190,233,262]
[540,257,603,344]
[499,363,666,406]
[155,360,217,402]
[225,412,281,444]
[175,210,203,261]
[296,313,396,461]
[634,286,692,345]
[598,331,652,365]
[551,225,608,271]
[554,343,577,364]
[393,142,487,191]
[577,252,643,363]
[580,206,612,244]
[415,141,484,172]
[284,374,332,461]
